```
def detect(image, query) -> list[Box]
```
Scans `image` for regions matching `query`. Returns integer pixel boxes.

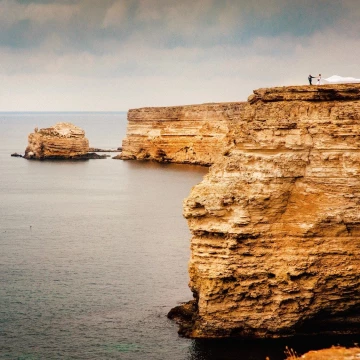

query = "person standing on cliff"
[316,74,322,85]
[308,74,315,85]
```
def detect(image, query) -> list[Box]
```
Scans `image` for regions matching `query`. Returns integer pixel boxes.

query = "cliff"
[121,84,360,339]
[180,84,360,338]
[24,122,89,160]
[120,103,245,166]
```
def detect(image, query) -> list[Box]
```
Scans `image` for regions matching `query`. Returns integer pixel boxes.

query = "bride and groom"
[308,74,321,85]
[308,74,360,85]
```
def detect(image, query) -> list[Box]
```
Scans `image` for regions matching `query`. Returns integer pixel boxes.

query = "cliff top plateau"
[249,84,360,103]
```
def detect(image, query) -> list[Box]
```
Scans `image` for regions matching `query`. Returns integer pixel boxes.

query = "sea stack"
[24,122,89,160]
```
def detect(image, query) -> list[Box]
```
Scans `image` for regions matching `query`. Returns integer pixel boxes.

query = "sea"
[0,113,358,360]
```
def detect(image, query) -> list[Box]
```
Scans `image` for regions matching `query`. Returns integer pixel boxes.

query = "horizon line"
[0,110,127,114]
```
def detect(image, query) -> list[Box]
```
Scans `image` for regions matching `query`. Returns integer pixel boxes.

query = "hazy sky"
[1,0,360,111]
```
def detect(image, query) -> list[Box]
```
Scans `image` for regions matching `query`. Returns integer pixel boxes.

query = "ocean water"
[0,113,358,360]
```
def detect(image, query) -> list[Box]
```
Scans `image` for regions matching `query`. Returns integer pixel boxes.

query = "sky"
[1,0,360,111]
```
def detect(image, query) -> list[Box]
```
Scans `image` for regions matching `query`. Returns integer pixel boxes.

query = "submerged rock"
[112,153,123,159]
[88,147,121,152]
[73,152,108,160]
[11,153,23,157]
[24,122,89,160]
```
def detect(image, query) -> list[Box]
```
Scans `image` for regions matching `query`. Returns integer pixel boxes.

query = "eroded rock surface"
[180,84,360,338]
[24,122,89,160]
[120,103,245,165]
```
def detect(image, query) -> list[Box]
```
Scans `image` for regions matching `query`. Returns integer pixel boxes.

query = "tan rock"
[24,122,89,159]
[182,84,360,338]
[120,103,244,166]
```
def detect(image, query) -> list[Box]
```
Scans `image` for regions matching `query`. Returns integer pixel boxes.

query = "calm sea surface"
[0,113,358,360]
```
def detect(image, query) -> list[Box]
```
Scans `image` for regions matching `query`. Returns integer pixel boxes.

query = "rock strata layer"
[120,103,244,165]
[24,122,89,160]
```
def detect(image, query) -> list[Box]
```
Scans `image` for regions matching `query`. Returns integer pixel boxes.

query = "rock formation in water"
[11,153,23,158]
[24,122,90,160]
[122,84,360,338]
[89,147,121,152]
[120,104,240,166]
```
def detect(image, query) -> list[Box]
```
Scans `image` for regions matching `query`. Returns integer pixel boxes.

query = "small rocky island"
[24,122,106,160]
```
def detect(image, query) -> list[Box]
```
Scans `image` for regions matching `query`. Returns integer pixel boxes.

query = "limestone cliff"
[24,122,89,160]
[180,84,360,338]
[120,103,244,166]
[122,84,360,338]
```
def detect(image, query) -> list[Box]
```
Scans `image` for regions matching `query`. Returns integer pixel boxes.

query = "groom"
[308,74,315,85]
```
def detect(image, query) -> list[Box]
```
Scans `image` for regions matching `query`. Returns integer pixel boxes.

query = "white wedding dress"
[323,75,360,84]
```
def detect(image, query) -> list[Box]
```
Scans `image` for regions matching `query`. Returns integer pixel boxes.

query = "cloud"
[0,0,359,110]
[0,0,347,51]
[102,1,130,28]
[0,0,79,27]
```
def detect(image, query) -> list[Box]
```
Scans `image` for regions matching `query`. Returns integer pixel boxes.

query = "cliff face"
[120,103,245,166]
[25,122,89,160]
[181,84,360,338]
